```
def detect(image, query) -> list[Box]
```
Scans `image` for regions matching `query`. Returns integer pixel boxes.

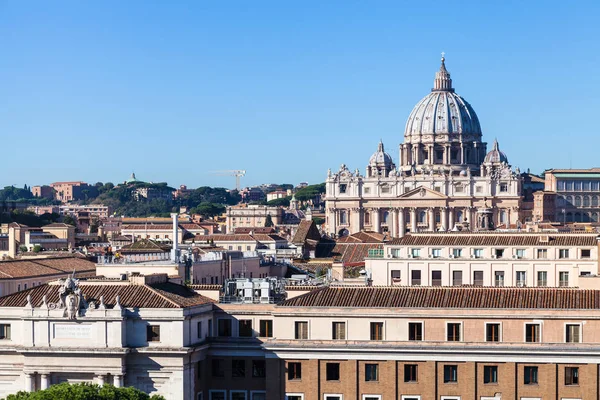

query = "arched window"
[339,210,348,224]
[593,212,599,222]
[566,195,573,205]
[566,212,573,222]
[500,210,507,224]
[419,211,427,224]
[575,196,582,207]
[456,210,464,222]
[575,212,582,222]
[383,211,390,225]
[584,196,590,207]
[557,196,565,207]
[593,196,599,207]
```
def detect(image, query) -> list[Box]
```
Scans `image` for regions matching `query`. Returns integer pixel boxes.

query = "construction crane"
[210,170,246,191]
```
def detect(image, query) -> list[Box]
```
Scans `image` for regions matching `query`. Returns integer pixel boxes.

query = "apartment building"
[365,232,599,287]
[226,205,284,233]
[49,181,93,203]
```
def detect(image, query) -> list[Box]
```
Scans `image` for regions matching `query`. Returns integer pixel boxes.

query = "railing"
[367,249,384,258]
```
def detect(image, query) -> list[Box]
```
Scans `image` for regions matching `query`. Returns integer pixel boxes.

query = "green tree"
[5,382,166,400]
[294,183,326,202]
[190,202,226,218]
[266,197,291,207]
[32,245,41,253]
[264,214,274,227]
[63,215,77,226]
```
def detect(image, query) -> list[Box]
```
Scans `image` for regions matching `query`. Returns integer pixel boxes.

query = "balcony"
[367,249,384,258]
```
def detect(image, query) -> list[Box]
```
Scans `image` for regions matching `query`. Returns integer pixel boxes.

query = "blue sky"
[1,1,599,189]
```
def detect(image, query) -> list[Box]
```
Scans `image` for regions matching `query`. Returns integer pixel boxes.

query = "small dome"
[369,141,394,167]
[484,139,508,164]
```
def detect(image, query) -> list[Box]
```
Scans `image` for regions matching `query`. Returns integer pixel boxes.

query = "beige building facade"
[226,205,284,233]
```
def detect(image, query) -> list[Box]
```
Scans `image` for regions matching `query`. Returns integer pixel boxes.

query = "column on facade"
[24,373,33,392]
[444,145,450,165]
[390,208,397,237]
[329,208,337,235]
[97,374,105,386]
[114,374,123,388]
[428,208,436,231]
[460,144,465,164]
[441,207,448,231]
[428,144,434,165]
[448,207,455,230]
[351,208,362,233]
[373,209,381,233]
[398,207,406,237]
[41,374,49,390]
[410,208,417,232]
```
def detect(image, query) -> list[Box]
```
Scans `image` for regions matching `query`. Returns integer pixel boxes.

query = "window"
[391,249,401,258]
[411,270,421,285]
[0,324,11,340]
[565,366,579,385]
[473,271,484,286]
[364,187,370,194]
[516,271,527,287]
[473,248,483,258]
[537,271,547,287]
[209,391,226,400]
[431,270,442,286]
[231,392,246,400]
[483,365,498,384]
[408,322,423,341]
[324,396,342,400]
[147,325,160,342]
[566,324,581,343]
[452,248,462,258]
[252,360,266,378]
[494,271,504,287]
[559,271,569,287]
[447,323,461,341]
[365,364,379,381]
[212,359,225,377]
[404,364,418,382]
[391,270,401,281]
[452,271,462,286]
[239,320,253,337]
[486,323,500,342]
[525,324,541,343]
[259,320,273,337]
[232,359,246,378]
[339,184,347,194]
[536,249,547,259]
[295,321,308,339]
[443,365,458,383]
[197,321,203,339]
[251,392,266,400]
[285,396,304,400]
[332,322,346,340]
[218,319,232,337]
[559,249,569,259]
[370,322,383,341]
[524,366,538,384]
[515,249,526,258]
[288,362,301,380]
[362,397,381,400]
[410,248,421,258]
[494,249,504,258]
[326,363,340,381]
[432,249,441,258]
[581,249,591,258]
[500,183,508,192]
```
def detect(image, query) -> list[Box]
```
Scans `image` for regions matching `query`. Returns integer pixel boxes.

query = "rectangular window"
[443,365,458,383]
[452,248,462,258]
[147,325,160,342]
[326,363,340,381]
[525,324,541,343]
[516,271,527,287]
[0,324,11,340]
[339,184,347,194]
[370,322,383,341]
[231,392,246,400]
[259,320,273,337]
[483,365,498,384]
[391,270,401,280]
[581,249,591,258]
[410,248,421,258]
[408,322,423,341]
[536,249,548,259]
[495,249,504,258]
[332,322,346,340]
[452,271,462,286]
[288,362,302,380]
[537,271,547,287]
[431,270,442,286]
[411,270,421,285]
[559,271,569,287]
[197,321,202,339]
[473,271,484,286]
[252,360,266,378]
[559,249,569,259]
[218,319,232,337]
[515,249,526,258]
[486,323,500,342]
[500,183,508,192]
[365,363,379,382]
[232,359,246,378]
[295,321,308,340]
[565,366,579,385]
[212,359,225,378]
[391,249,401,258]
[566,324,581,343]
[524,366,538,385]
[494,271,504,287]
[473,248,483,258]
[210,391,226,400]
[239,320,253,337]
[447,323,461,341]
[432,248,441,258]
[404,364,418,382]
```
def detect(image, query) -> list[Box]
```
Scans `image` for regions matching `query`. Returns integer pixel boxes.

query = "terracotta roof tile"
[0,257,96,279]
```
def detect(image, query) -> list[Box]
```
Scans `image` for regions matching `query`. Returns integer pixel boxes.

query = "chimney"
[171,213,179,262]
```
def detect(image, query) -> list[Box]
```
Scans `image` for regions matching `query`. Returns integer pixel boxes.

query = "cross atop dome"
[433,53,453,92]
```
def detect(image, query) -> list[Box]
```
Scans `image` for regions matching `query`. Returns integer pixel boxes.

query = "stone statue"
[58,272,86,320]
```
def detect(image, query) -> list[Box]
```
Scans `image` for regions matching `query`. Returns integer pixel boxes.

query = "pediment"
[399,186,448,199]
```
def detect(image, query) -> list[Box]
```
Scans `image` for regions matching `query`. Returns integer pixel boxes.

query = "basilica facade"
[325,56,522,237]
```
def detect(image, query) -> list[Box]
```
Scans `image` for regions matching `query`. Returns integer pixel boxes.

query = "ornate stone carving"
[57,273,87,320]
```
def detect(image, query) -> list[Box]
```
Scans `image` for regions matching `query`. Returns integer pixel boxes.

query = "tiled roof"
[0,257,96,279]
[44,223,73,228]
[253,234,287,242]
[337,231,386,244]
[119,239,170,253]
[234,227,275,234]
[280,286,600,309]
[0,281,214,309]
[189,284,222,290]
[330,243,383,266]
[201,234,256,242]
[386,233,598,247]
[292,220,321,245]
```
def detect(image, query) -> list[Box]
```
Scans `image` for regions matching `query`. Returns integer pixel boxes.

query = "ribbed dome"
[484,139,508,164]
[369,141,394,167]
[404,56,482,142]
